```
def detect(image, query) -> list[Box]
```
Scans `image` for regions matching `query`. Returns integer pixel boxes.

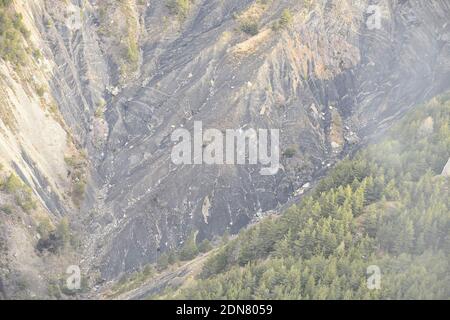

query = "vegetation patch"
[240,20,259,36]
[94,99,106,118]
[0,173,36,212]
[96,1,140,81]
[0,1,30,65]
[234,0,272,37]
[0,204,13,215]
[272,8,293,31]
[64,151,88,208]
[282,147,297,158]
[36,217,74,254]
[166,0,191,20]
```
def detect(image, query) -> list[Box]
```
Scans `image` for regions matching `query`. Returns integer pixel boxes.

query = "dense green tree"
[178,231,199,261]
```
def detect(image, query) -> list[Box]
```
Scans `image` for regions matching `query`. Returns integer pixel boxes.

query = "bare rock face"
[0,0,94,298]
[442,158,450,177]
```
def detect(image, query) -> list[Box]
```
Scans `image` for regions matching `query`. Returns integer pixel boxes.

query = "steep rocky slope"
[86,0,450,280]
[0,0,87,298]
[0,0,449,297]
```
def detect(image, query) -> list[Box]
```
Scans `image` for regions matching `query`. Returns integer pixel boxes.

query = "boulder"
[442,158,450,177]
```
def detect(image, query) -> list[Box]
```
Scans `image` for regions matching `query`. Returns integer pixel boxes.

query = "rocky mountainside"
[0,0,449,298]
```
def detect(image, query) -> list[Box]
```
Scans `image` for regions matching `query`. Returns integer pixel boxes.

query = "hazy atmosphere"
[0,0,449,301]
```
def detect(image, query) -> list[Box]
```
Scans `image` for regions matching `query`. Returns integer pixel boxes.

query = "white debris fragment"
[106,86,120,96]
[331,141,341,149]
[202,196,211,224]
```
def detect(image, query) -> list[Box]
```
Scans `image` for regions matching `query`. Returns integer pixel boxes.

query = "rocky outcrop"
[442,158,450,177]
